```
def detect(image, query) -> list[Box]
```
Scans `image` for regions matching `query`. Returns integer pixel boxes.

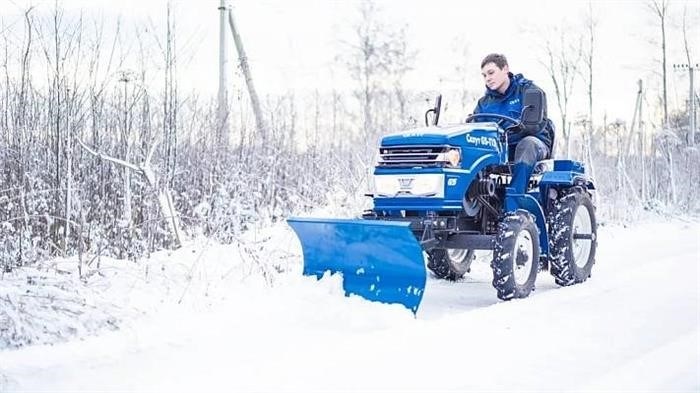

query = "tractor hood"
[381,123,499,147]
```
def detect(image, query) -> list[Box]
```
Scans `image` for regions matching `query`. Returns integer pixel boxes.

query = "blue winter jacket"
[474,73,554,155]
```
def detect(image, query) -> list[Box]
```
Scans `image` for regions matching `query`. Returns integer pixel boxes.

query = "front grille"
[377,145,455,168]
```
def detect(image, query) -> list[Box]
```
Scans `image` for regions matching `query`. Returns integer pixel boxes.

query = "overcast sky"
[1,0,699,124]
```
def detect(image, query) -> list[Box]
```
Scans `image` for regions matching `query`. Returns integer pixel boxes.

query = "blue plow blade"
[287,217,427,313]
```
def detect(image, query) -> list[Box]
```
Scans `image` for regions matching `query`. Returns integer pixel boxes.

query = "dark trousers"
[510,136,550,193]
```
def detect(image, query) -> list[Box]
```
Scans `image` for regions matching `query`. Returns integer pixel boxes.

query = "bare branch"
[77,137,142,173]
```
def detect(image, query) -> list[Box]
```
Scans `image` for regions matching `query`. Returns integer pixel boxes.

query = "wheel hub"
[447,248,469,263]
[513,231,534,286]
[572,205,593,268]
[516,247,529,266]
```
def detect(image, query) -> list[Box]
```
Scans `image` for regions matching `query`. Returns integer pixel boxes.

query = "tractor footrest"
[442,234,496,250]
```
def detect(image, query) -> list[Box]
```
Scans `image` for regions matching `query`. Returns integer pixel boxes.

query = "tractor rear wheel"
[491,210,540,300]
[547,187,597,286]
[427,248,475,280]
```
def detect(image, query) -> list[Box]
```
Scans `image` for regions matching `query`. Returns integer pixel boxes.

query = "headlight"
[446,149,460,167]
[437,148,461,167]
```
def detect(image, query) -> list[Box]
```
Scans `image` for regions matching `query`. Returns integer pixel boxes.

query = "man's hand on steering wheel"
[465,113,523,133]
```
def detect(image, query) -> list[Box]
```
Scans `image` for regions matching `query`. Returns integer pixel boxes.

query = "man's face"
[481,62,510,93]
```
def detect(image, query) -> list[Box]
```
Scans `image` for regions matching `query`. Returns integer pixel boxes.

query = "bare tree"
[648,0,670,125]
[78,138,182,248]
[163,3,178,188]
[448,39,476,116]
[342,0,414,140]
[13,7,34,267]
[382,26,415,126]
[32,4,85,255]
[580,1,597,179]
[541,25,583,158]
[346,0,382,137]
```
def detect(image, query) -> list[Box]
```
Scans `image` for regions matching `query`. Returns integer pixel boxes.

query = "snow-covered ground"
[0,216,698,392]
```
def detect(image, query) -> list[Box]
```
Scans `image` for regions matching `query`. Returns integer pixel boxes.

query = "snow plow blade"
[287,217,426,313]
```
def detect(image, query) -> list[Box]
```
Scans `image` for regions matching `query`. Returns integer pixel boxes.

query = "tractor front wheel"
[427,248,475,280]
[491,210,540,300]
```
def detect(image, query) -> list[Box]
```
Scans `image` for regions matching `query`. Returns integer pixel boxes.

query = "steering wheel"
[465,113,522,132]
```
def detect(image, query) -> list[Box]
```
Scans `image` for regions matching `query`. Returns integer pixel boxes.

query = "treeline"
[0,6,373,271]
[0,1,698,270]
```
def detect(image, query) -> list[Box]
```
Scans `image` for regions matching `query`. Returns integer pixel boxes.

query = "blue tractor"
[288,95,597,313]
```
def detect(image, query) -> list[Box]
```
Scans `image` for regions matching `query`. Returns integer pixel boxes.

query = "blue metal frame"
[374,124,506,212]
[374,123,593,258]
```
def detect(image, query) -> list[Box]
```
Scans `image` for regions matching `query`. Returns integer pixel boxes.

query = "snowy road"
[1,219,699,392]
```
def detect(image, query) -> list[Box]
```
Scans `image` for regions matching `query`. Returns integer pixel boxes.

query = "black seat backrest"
[522,86,557,160]
[545,118,555,159]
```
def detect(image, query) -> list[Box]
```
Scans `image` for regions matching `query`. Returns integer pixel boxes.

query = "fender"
[504,188,549,257]
[540,170,589,187]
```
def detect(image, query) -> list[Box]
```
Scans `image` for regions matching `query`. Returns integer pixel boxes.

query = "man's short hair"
[481,53,508,69]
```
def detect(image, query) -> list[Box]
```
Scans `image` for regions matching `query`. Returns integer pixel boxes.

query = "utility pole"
[626,80,643,156]
[673,63,699,146]
[227,4,267,138]
[638,80,645,201]
[217,0,230,145]
[217,2,267,143]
